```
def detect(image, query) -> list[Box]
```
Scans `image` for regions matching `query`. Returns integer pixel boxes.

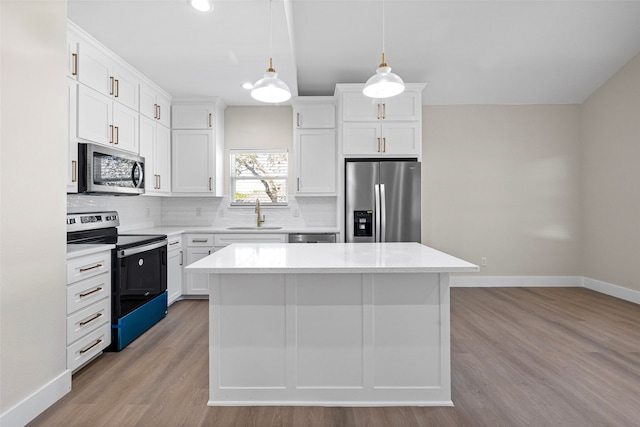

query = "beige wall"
[581,53,640,292]
[223,106,293,196]
[422,105,582,276]
[1,0,69,421]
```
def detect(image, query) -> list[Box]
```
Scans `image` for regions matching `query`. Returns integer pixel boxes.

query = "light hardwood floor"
[29,287,640,427]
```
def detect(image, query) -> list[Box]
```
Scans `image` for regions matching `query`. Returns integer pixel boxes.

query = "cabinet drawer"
[67,272,110,314]
[67,298,110,345]
[67,322,111,372]
[185,234,214,247]
[67,251,111,284]
[214,234,287,247]
[168,235,183,252]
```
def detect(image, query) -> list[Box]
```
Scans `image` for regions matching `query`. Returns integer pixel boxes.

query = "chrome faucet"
[255,198,265,227]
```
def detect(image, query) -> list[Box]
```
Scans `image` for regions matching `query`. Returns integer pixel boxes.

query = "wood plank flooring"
[28,287,640,427]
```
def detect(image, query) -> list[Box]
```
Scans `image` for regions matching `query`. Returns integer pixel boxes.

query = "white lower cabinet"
[66,249,112,372]
[184,234,214,296]
[167,235,183,305]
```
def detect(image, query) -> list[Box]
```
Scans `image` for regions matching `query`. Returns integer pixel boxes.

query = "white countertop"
[66,243,115,259]
[185,242,479,274]
[128,226,340,237]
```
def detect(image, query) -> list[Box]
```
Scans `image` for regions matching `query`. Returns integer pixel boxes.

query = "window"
[231,150,288,205]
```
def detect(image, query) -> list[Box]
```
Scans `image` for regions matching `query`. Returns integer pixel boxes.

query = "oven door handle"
[117,239,167,258]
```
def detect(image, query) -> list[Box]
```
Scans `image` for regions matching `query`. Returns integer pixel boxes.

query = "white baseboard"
[450,276,583,288]
[0,370,71,427]
[583,277,640,305]
[450,275,640,305]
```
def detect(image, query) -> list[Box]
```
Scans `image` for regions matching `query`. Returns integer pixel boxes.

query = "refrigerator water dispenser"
[354,211,373,237]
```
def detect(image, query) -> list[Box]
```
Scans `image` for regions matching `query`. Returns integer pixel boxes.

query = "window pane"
[231,151,288,204]
[234,179,288,204]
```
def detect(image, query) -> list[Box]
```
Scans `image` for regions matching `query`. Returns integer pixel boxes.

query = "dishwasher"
[288,233,337,243]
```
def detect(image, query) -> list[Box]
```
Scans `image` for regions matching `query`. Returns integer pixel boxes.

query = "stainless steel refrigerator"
[345,159,421,243]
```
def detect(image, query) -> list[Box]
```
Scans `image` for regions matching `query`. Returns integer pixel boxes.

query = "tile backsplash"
[67,195,337,230]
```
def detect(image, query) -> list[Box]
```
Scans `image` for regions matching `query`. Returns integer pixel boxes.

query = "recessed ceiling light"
[242,82,253,90]
[188,0,213,13]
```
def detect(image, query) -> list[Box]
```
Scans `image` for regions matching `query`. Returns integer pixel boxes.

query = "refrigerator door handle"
[374,184,381,242]
[380,183,386,242]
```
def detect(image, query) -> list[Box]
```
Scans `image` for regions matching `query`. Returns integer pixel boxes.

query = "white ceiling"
[68,0,640,106]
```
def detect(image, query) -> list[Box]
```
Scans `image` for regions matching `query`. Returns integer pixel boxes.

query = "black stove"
[67,211,168,351]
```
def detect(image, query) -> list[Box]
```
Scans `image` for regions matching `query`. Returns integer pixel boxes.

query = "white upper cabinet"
[140,83,171,128]
[140,115,171,196]
[336,84,424,158]
[339,85,422,122]
[171,99,225,196]
[66,78,78,193]
[291,97,337,195]
[294,102,336,129]
[172,130,215,194]
[74,32,139,111]
[77,85,138,153]
[172,104,214,129]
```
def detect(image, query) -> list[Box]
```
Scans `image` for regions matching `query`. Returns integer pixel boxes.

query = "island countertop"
[185,242,479,274]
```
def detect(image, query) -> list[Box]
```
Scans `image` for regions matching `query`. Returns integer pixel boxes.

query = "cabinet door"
[381,91,421,121]
[77,85,113,147]
[185,247,212,295]
[342,122,381,155]
[112,65,139,111]
[172,130,214,194]
[66,78,78,193]
[77,41,112,97]
[155,125,171,194]
[67,31,80,79]
[139,83,157,120]
[156,93,171,128]
[167,246,183,305]
[341,91,380,121]
[295,129,336,194]
[381,122,421,156]
[172,104,213,129]
[295,104,335,128]
[112,102,138,153]
[139,115,157,194]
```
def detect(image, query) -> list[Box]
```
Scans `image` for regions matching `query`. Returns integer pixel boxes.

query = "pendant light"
[251,0,291,103]
[363,0,405,99]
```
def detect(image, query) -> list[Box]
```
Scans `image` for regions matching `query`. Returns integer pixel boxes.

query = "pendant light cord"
[382,0,385,55]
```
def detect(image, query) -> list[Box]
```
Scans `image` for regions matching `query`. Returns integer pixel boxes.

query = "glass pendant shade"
[251,59,291,104]
[363,54,405,99]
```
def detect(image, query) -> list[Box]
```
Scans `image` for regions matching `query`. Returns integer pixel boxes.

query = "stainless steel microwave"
[78,143,145,195]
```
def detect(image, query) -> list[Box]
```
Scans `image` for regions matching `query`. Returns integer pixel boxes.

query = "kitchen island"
[185,242,478,406]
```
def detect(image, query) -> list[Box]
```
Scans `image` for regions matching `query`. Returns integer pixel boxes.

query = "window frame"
[230,149,289,206]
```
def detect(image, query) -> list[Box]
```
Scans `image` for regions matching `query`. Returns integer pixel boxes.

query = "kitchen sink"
[226,226,283,230]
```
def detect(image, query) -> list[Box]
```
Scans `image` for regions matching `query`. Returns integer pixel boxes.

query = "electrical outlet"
[481,257,487,267]
[196,207,202,216]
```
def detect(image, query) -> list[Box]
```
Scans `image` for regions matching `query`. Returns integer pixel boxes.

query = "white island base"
[186,243,478,406]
